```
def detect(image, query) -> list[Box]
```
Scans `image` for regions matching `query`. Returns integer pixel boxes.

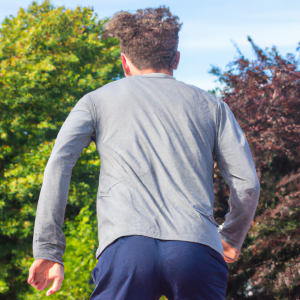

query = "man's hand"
[221,238,240,263]
[28,259,64,296]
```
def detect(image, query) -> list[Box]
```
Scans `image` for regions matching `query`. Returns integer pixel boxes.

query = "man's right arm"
[28,95,96,295]
[33,95,96,266]
[215,100,260,255]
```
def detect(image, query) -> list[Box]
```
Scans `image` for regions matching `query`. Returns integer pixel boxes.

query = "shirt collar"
[137,73,176,80]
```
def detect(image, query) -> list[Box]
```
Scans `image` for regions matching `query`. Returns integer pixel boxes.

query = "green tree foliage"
[211,38,300,299]
[0,1,123,299]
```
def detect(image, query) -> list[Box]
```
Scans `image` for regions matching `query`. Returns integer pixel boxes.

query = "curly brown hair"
[103,6,182,71]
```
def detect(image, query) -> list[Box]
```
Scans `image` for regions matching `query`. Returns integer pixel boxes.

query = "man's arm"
[29,95,96,293]
[215,100,260,256]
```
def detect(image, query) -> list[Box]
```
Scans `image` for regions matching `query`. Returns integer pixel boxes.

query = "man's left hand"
[221,238,240,263]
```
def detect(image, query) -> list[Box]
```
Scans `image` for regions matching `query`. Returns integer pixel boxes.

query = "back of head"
[103,6,182,72]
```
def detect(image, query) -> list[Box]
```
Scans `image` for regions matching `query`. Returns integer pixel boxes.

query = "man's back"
[89,73,222,258]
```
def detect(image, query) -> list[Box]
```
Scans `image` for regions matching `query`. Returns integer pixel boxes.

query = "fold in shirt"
[33,73,260,266]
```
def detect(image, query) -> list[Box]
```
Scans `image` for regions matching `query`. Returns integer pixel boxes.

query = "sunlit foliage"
[0,1,123,298]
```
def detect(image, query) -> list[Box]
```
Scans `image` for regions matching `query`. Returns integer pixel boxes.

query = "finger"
[36,280,51,291]
[224,257,235,263]
[28,266,36,284]
[46,277,63,296]
[31,278,47,290]
[31,281,44,289]
[223,253,235,262]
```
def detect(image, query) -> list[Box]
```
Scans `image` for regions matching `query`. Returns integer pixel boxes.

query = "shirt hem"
[96,228,224,260]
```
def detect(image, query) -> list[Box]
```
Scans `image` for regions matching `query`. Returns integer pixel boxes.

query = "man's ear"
[174,51,180,70]
[121,53,131,77]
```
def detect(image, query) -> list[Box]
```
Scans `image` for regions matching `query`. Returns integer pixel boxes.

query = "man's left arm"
[215,100,260,262]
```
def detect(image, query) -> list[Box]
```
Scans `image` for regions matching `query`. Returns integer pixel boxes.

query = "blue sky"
[1,0,300,91]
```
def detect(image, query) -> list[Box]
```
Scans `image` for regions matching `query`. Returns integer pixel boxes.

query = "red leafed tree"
[211,37,300,299]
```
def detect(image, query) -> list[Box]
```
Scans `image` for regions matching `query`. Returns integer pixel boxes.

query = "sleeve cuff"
[33,254,64,267]
[219,232,242,252]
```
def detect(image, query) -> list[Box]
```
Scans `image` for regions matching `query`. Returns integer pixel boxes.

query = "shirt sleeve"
[33,95,96,266]
[215,100,260,252]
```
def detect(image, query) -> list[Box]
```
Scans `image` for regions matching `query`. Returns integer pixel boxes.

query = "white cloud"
[175,73,222,91]
[179,20,300,51]
[252,10,300,21]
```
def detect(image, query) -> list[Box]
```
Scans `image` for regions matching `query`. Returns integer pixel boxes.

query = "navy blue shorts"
[90,235,228,300]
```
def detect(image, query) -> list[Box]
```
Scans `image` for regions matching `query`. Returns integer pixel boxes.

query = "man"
[28,6,260,299]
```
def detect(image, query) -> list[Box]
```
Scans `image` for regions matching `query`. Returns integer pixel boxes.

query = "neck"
[132,68,173,77]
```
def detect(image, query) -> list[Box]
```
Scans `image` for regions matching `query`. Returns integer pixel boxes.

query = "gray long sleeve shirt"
[33,73,260,266]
